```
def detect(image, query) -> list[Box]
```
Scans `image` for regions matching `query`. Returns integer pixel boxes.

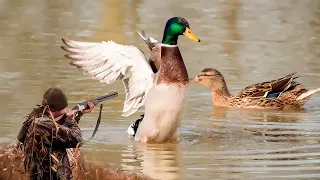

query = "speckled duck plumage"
[191,68,320,110]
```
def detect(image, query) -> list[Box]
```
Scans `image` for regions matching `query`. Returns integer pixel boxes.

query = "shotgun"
[72,91,118,111]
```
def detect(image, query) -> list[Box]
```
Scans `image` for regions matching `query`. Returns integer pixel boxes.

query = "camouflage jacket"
[17,110,84,180]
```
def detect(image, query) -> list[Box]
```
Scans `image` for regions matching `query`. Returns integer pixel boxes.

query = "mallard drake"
[61,17,200,143]
[191,68,320,109]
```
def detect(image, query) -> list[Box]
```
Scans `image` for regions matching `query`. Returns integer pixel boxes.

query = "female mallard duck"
[191,68,320,109]
[61,17,200,143]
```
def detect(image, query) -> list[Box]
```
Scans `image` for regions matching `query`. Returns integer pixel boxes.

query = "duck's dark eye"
[177,21,182,25]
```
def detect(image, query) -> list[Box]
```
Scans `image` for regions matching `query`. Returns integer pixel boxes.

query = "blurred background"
[1,0,320,179]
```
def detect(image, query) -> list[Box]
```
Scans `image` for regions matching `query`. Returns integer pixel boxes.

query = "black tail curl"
[130,114,144,137]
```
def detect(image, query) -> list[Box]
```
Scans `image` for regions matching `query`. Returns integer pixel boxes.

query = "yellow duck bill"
[183,28,200,42]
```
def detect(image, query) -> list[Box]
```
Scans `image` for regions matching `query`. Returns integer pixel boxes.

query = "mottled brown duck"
[191,68,320,110]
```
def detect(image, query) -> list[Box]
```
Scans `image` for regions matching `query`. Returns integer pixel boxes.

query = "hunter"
[17,87,95,180]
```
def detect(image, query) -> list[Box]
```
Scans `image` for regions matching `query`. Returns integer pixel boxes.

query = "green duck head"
[162,17,200,45]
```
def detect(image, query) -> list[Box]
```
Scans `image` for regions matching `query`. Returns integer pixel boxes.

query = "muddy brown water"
[1,0,320,179]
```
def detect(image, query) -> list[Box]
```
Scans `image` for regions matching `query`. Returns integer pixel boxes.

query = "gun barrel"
[91,91,118,105]
[74,91,119,110]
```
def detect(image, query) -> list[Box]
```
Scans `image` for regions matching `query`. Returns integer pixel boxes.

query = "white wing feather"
[61,38,154,117]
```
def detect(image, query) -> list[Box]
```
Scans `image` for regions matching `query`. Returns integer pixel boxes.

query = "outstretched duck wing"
[61,38,154,117]
[136,30,160,73]
[136,30,158,51]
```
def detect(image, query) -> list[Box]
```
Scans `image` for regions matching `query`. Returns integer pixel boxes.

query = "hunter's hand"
[82,102,95,114]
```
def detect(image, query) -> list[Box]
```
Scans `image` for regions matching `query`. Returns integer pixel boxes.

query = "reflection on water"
[1,0,320,179]
[132,143,181,180]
